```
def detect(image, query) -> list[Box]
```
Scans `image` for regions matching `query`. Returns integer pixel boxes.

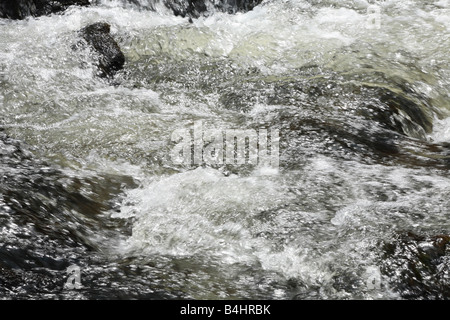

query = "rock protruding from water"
[0,0,90,20]
[163,0,263,18]
[79,22,125,78]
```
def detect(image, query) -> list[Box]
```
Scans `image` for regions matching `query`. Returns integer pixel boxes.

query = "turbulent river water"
[1,0,450,299]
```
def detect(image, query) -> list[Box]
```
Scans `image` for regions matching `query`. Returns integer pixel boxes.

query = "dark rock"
[381,231,450,299]
[163,0,206,18]
[0,0,90,20]
[34,0,90,16]
[0,0,36,19]
[163,0,263,18]
[212,0,263,14]
[79,22,126,78]
[0,132,142,298]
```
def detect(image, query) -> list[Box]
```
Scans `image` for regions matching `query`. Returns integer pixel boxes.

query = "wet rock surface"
[166,0,263,18]
[0,0,90,20]
[130,0,264,18]
[78,22,126,78]
[381,232,450,299]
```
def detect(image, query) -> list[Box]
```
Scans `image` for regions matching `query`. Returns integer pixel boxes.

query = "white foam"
[430,116,450,143]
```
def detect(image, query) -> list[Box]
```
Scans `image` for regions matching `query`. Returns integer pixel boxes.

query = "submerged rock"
[0,132,141,298]
[381,231,450,299]
[0,0,90,20]
[79,22,126,78]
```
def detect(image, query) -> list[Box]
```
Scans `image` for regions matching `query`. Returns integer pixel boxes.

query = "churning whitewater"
[0,0,449,299]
